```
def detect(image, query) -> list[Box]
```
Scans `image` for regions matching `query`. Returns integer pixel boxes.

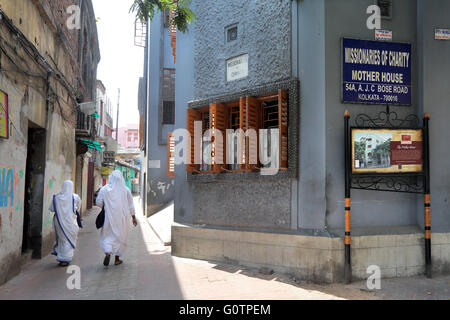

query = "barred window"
[162,68,176,125]
[377,0,392,19]
[162,101,175,125]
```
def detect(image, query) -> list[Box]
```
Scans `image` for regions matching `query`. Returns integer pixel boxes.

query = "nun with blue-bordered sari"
[49,180,82,267]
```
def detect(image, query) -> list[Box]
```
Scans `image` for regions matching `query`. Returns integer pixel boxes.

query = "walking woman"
[96,170,137,266]
[49,180,82,267]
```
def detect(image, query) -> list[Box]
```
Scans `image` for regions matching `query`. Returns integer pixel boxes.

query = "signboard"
[352,128,423,173]
[342,38,412,105]
[375,30,392,41]
[226,54,248,82]
[435,28,450,40]
[103,151,116,164]
[0,90,9,139]
[101,166,114,176]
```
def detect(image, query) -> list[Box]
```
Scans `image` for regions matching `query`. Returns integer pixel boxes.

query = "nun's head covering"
[60,180,74,198]
[108,170,127,190]
[54,180,75,218]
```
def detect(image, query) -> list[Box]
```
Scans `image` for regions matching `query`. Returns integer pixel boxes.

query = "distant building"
[117,124,140,149]
[93,80,118,189]
[96,80,115,139]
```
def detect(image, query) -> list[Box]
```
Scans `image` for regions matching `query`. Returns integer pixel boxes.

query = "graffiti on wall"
[149,180,174,199]
[0,166,14,208]
[0,165,24,212]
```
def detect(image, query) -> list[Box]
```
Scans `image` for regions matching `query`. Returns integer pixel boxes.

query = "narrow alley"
[0,197,448,300]
[0,198,341,300]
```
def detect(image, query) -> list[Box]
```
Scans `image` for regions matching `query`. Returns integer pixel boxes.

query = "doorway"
[86,159,94,209]
[22,124,46,258]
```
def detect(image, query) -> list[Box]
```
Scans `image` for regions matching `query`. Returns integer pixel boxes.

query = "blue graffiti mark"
[0,167,14,208]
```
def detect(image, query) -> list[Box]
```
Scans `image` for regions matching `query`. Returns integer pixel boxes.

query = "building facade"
[140,10,176,217]
[0,0,99,284]
[117,124,140,150]
[95,80,117,188]
[169,0,450,283]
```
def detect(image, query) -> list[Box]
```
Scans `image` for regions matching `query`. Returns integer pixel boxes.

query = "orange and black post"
[423,112,431,278]
[344,110,352,283]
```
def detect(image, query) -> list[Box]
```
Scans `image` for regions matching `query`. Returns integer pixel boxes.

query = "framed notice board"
[0,90,9,139]
[352,128,423,174]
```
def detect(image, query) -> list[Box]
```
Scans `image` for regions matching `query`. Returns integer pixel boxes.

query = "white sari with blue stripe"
[49,181,81,263]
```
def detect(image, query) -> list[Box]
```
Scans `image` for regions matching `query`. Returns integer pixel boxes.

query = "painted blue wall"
[146,11,175,215]
[417,0,450,232]
[174,11,196,225]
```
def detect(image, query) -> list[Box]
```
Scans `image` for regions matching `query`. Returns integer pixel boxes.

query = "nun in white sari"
[49,180,82,266]
[96,170,137,266]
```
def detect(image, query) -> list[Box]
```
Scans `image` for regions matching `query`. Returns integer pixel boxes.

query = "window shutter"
[246,96,260,171]
[186,108,201,172]
[278,90,288,170]
[239,97,247,171]
[209,103,228,173]
[167,132,175,178]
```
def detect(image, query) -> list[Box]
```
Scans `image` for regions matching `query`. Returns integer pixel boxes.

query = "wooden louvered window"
[186,89,289,174]
[278,90,289,170]
[258,90,288,171]
[209,103,228,173]
[167,132,175,178]
[186,108,202,173]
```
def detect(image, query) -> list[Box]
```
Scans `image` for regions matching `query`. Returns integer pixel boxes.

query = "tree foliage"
[354,140,366,162]
[130,0,196,33]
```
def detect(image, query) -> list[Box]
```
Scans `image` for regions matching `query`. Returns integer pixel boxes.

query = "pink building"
[117,124,140,149]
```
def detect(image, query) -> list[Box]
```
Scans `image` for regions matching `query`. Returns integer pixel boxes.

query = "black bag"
[76,211,83,228]
[95,206,105,229]
[72,195,83,228]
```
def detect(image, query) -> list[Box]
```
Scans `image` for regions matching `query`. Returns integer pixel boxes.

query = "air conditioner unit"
[78,102,96,114]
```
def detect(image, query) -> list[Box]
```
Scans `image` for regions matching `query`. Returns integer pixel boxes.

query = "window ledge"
[187,168,297,183]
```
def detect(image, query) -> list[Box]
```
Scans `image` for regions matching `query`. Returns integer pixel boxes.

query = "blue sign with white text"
[342,38,411,105]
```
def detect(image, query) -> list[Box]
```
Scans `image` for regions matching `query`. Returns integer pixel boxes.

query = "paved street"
[0,197,449,300]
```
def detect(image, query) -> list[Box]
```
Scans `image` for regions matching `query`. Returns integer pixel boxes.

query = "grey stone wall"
[193,179,291,229]
[176,0,294,230]
[194,0,291,99]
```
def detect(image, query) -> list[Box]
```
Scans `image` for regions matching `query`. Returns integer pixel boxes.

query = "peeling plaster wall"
[0,76,28,285]
[0,0,96,284]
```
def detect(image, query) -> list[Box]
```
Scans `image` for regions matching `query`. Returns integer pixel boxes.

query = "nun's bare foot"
[114,256,123,265]
[103,254,111,266]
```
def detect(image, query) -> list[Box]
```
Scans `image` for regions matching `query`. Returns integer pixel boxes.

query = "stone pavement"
[0,197,449,300]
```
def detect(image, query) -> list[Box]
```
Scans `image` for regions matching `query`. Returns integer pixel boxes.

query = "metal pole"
[344,110,352,283]
[115,88,120,141]
[423,112,431,278]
